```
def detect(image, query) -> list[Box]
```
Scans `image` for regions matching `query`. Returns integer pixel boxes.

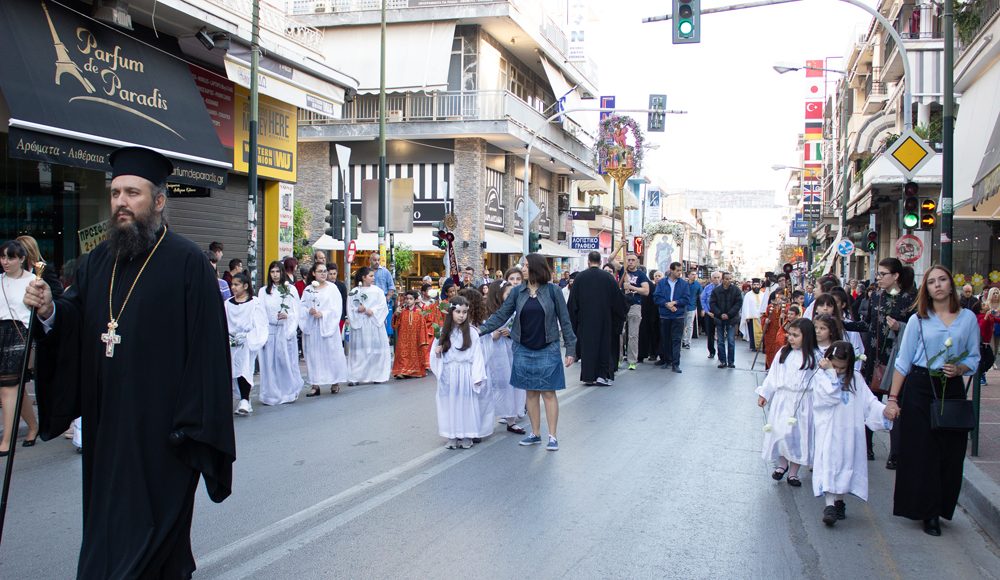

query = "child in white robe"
[756,318,822,487]
[347,267,392,385]
[258,261,304,405]
[459,287,495,439]
[814,341,893,526]
[430,296,487,450]
[226,272,269,416]
[815,293,865,371]
[299,263,348,396]
[483,281,525,433]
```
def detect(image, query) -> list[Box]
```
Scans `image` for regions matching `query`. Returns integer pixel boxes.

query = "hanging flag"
[805,60,825,77]
[805,141,823,161]
[805,121,822,139]
[804,163,823,179]
[805,101,823,119]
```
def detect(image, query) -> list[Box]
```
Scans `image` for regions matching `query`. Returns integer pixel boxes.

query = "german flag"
[805,121,822,139]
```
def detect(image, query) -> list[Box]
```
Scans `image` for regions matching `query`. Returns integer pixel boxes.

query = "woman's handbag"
[919,319,976,432]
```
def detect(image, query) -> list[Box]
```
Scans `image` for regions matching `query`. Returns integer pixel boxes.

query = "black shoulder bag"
[918,318,976,432]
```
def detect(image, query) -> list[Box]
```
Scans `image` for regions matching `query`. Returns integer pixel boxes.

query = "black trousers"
[237,377,252,401]
[704,315,717,356]
[659,318,684,368]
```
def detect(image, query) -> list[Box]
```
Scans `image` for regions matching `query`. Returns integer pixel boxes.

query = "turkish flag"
[805,101,823,119]
[805,60,825,77]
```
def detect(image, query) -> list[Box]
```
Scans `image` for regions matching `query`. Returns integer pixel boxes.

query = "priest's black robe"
[34,227,236,579]
[568,266,627,383]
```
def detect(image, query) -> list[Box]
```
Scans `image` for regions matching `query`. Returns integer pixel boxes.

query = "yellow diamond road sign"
[886,129,936,180]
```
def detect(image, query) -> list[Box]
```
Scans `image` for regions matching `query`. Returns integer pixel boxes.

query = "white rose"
[787,417,798,426]
[285,281,292,287]
[945,337,953,348]
[762,424,772,433]
[311,281,320,288]
[888,288,900,296]
[858,354,867,363]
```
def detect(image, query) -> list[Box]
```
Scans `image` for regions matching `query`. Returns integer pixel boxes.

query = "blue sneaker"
[546,436,559,451]
[519,434,542,446]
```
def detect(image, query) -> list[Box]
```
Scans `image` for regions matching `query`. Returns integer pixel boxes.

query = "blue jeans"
[716,320,736,365]
[659,317,684,368]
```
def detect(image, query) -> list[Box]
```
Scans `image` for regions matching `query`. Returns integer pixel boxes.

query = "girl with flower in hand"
[430,296,487,449]
[756,318,821,487]
[883,265,980,537]
[258,261,304,405]
[226,272,269,416]
[346,267,391,385]
[813,342,892,527]
[299,262,347,397]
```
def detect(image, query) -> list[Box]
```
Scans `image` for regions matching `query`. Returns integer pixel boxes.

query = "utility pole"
[941,0,954,269]
[247,0,260,285]
[378,0,388,265]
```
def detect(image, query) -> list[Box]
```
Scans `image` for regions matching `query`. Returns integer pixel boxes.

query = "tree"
[293,201,309,260]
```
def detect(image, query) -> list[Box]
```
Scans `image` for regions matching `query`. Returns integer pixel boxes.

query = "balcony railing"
[894,5,942,39]
[287,0,408,13]
[864,67,885,99]
[210,0,324,48]
[959,0,1000,50]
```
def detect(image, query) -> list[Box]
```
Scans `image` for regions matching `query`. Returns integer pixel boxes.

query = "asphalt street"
[2,336,999,579]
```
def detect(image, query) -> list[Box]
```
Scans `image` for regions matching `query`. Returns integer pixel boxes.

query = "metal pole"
[378,0,388,264]
[840,76,850,281]
[247,0,260,285]
[941,0,954,269]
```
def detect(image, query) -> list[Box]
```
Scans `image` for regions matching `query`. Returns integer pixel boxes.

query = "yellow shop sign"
[234,86,297,182]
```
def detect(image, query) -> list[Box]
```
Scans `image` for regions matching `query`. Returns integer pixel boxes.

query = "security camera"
[196,27,214,51]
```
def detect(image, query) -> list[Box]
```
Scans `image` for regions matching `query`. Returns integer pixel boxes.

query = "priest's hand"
[24,279,53,320]
[563,355,574,367]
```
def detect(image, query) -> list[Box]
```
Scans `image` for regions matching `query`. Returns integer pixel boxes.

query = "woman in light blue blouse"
[883,265,979,537]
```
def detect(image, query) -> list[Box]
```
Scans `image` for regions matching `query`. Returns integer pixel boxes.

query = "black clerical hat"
[109,147,174,186]
[752,278,762,283]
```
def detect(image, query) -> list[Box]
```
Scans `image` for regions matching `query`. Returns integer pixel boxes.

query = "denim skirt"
[510,340,565,391]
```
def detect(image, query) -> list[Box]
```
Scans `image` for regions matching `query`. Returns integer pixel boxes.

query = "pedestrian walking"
[637,270,663,363]
[740,278,766,351]
[369,252,395,296]
[682,269,702,349]
[653,262,690,373]
[813,342,892,526]
[483,281,526,434]
[619,253,651,370]
[756,318,821,488]
[883,265,980,537]
[0,240,40,454]
[226,272,268,416]
[392,290,430,379]
[24,146,235,578]
[479,254,576,451]
[431,295,487,449]
[569,251,627,385]
[709,272,742,369]
[346,267,392,385]
[459,287,495,439]
[16,235,64,298]
[701,271,721,360]
[300,262,347,396]
[257,261,303,405]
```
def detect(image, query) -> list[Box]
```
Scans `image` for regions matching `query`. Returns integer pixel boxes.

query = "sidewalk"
[962,368,1000,545]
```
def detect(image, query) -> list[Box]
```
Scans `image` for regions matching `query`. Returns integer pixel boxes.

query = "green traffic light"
[902,214,919,228]
[678,20,694,36]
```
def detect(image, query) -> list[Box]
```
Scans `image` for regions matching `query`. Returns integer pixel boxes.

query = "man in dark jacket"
[653,261,690,373]
[710,271,743,368]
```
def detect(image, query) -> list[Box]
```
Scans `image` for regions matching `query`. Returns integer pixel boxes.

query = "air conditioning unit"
[388,110,404,122]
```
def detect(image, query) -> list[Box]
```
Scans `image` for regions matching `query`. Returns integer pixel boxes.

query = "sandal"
[506,424,526,435]
[787,475,802,487]
[771,467,787,481]
[330,385,341,394]
[305,387,321,397]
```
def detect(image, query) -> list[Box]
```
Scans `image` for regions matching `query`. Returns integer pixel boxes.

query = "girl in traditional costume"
[430,296,487,449]
[257,261,303,405]
[813,342,892,526]
[756,318,821,487]
[299,262,347,396]
[226,272,268,416]
[346,267,391,385]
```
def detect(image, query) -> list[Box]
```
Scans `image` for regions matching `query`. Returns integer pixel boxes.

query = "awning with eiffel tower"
[0,0,230,188]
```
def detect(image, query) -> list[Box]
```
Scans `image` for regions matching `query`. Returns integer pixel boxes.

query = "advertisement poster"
[278,182,294,259]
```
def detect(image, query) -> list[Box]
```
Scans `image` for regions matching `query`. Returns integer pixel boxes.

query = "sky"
[584,0,875,272]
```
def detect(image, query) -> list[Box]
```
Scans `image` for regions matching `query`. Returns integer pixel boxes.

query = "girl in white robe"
[430,296,487,449]
[346,267,391,385]
[459,287,495,439]
[483,281,525,433]
[813,341,893,526]
[816,293,866,371]
[299,263,348,395]
[257,262,304,405]
[226,273,269,416]
[756,318,822,487]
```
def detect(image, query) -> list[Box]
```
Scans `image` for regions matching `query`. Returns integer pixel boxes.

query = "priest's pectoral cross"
[102,321,121,358]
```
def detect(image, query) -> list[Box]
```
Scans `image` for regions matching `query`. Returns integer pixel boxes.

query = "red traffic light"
[903,181,919,197]
[867,230,878,242]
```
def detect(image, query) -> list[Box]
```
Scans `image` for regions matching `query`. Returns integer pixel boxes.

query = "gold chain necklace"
[102,226,167,358]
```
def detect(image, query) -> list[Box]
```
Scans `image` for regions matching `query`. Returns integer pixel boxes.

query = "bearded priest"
[23,146,235,579]
[740,277,767,351]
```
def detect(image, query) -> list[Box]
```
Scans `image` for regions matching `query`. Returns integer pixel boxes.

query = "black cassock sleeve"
[171,251,236,503]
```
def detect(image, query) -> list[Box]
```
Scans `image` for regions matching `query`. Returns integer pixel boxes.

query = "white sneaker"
[235,399,251,416]
[595,377,613,386]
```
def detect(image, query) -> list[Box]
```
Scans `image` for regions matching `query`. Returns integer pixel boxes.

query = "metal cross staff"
[0,262,46,545]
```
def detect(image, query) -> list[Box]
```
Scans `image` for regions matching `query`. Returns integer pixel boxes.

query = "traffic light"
[900,181,919,230]
[435,229,448,250]
[672,0,700,44]
[529,232,542,253]
[865,229,878,253]
[349,215,359,240]
[919,197,937,229]
[325,201,345,237]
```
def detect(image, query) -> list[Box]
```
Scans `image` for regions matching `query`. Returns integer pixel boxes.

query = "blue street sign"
[571,236,600,250]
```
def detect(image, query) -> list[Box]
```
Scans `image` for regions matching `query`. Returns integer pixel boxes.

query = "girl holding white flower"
[883,265,979,537]
[226,272,269,416]
[299,262,347,396]
[258,261,304,405]
[813,342,892,527]
[430,295,487,449]
[346,267,391,385]
[756,318,822,487]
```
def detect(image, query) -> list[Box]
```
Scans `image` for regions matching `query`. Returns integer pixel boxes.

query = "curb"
[960,459,1000,545]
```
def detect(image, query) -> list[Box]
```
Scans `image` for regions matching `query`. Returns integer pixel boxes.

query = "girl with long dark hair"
[346,267,391,385]
[299,262,347,396]
[257,261,303,404]
[431,296,487,449]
